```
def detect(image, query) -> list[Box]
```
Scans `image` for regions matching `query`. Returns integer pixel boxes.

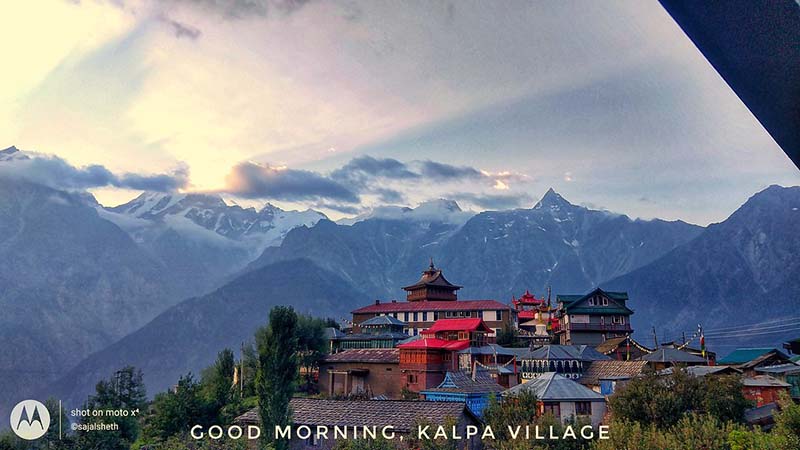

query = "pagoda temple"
[402,259,462,301]
[513,289,557,344]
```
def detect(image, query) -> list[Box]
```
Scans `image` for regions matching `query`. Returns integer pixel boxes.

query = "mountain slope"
[0,178,180,414]
[604,185,800,349]
[250,189,703,300]
[51,258,370,408]
[102,192,327,295]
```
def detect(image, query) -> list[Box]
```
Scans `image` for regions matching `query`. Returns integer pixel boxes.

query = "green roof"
[718,348,787,365]
[556,295,583,304]
[791,355,800,363]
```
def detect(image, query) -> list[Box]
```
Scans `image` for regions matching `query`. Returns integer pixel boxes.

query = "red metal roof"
[518,311,535,320]
[424,318,492,333]
[397,338,471,350]
[352,300,509,314]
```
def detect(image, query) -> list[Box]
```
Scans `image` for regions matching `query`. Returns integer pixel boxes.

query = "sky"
[1,0,798,225]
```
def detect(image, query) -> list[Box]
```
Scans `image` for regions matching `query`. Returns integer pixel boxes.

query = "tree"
[143,373,207,441]
[77,366,147,450]
[609,369,751,429]
[482,392,539,450]
[295,315,330,391]
[256,306,299,450]
[203,348,236,412]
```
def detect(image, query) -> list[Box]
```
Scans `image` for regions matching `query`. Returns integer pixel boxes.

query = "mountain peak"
[535,188,574,210]
[0,145,30,162]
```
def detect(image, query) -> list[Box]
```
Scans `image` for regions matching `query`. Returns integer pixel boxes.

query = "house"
[784,337,800,356]
[318,349,400,398]
[397,318,494,393]
[329,316,409,352]
[513,345,611,381]
[745,403,780,431]
[660,341,717,365]
[755,363,800,399]
[553,288,634,345]
[658,365,742,378]
[351,262,512,336]
[503,372,607,426]
[512,290,557,344]
[742,375,791,407]
[578,360,648,395]
[235,398,481,450]
[638,347,708,371]
[594,336,652,361]
[456,344,519,388]
[718,348,795,376]
[420,371,506,418]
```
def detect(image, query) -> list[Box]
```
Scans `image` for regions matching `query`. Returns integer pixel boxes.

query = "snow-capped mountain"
[338,198,474,225]
[101,192,327,295]
[0,145,29,161]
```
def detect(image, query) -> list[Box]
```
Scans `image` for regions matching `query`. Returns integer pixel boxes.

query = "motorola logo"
[10,400,50,440]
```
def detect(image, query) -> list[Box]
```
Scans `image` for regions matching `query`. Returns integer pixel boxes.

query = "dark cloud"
[171,0,315,19]
[450,192,533,210]
[225,161,359,202]
[163,17,202,40]
[373,187,405,204]
[418,160,484,180]
[330,155,419,187]
[0,155,188,192]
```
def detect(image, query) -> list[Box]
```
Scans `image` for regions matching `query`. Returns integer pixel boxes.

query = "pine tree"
[256,306,299,450]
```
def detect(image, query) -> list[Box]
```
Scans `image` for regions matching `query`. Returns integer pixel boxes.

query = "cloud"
[450,192,533,210]
[169,0,315,19]
[373,188,405,204]
[160,16,202,40]
[418,160,483,180]
[330,155,419,187]
[224,161,359,202]
[313,202,362,215]
[0,153,188,191]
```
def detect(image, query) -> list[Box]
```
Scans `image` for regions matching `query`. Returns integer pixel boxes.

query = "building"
[755,363,800,399]
[420,371,506,418]
[351,262,512,336]
[235,398,481,450]
[397,318,493,393]
[718,348,795,376]
[553,288,634,345]
[318,349,400,398]
[660,341,717,365]
[658,365,742,378]
[594,336,652,361]
[638,347,708,371]
[456,344,519,388]
[503,372,607,426]
[578,360,648,395]
[513,290,557,344]
[329,316,409,352]
[742,375,792,407]
[514,345,611,381]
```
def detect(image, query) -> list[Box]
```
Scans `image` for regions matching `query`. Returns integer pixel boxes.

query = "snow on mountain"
[0,145,29,161]
[106,191,327,251]
[338,198,474,225]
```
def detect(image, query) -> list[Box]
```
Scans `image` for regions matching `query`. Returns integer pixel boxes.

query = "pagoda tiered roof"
[402,260,462,291]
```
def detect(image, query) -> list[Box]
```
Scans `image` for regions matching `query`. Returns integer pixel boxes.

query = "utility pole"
[240,342,244,397]
[651,326,659,348]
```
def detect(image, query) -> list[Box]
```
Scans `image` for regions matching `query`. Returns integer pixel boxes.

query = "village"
[231,261,800,449]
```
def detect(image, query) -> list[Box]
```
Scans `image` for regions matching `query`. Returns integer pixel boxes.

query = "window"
[542,403,560,418]
[407,374,418,384]
[422,312,428,321]
[601,297,608,306]
[495,310,503,321]
[588,298,594,306]
[477,310,483,318]
[404,312,409,321]
[612,316,624,324]
[575,401,592,416]
[413,312,418,321]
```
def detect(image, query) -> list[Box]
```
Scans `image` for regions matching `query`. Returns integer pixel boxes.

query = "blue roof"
[517,345,611,362]
[503,372,605,402]
[360,315,407,326]
[718,348,788,365]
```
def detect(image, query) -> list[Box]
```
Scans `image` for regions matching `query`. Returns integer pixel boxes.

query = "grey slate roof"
[360,315,407,327]
[517,345,612,362]
[743,375,791,388]
[458,344,517,356]
[640,347,706,363]
[658,365,742,377]
[755,363,800,375]
[323,349,400,364]
[422,371,505,394]
[235,398,471,432]
[503,372,605,402]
